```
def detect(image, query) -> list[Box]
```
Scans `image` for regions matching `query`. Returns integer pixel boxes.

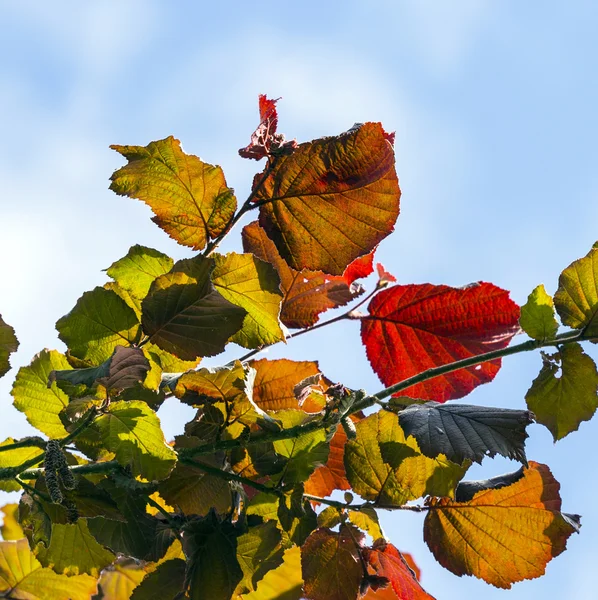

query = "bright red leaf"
[363,540,434,600]
[361,282,520,401]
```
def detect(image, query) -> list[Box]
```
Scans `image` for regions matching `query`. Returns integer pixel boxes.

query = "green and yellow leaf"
[520,284,559,340]
[0,314,18,378]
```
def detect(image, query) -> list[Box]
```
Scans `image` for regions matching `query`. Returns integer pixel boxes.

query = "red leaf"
[363,541,435,600]
[243,221,366,328]
[375,263,397,288]
[361,282,520,401]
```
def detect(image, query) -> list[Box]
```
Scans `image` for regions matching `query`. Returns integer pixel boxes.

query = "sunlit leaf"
[344,411,467,505]
[144,341,200,373]
[56,287,141,365]
[363,540,434,600]
[301,525,364,600]
[0,538,98,599]
[554,245,598,336]
[520,284,559,340]
[183,511,243,600]
[111,136,237,250]
[106,244,174,300]
[10,349,71,438]
[175,360,246,403]
[212,251,285,348]
[525,343,598,440]
[348,506,385,542]
[398,402,533,465]
[0,315,18,378]
[423,462,580,588]
[361,282,520,401]
[95,400,176,481]
[95,557,148,600]
[0,438,44,492]
[37,519,115,577]
[130,558,186,600]
[255,122,400,275]
[141,256,246,360]
[51,346,150,392]
[1,504,24,541]
[242,221,366,328]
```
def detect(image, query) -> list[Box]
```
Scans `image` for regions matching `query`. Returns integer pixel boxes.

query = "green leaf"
[520,284,559,340]
[95,557,148,600]
[0,438,44,492]
[37,519,115,577]
[212,252,285,349]
[317,507,342,529]
[0,538,98,599]
[397,402,533,465]
[554,245,598,336]
[142,256,246,360]
[301,525,364,600]
[51,346,150,392]
[241,546,303,600]
[277,486,318,546]
[11,349,71,438]
[182,511,243,600]
[130,558,186,600]
[344,411,467,505]
[255,122,400,275]
[95,400,176,481]
[235,521,284,594]
[106,244,174,300]
[56,286,141,365]
[110,136,237,250]
[272,410,329,486]
[347,506,385,541]
[525,343,598,440]
[0,314,18,378]
[145,341,200,373]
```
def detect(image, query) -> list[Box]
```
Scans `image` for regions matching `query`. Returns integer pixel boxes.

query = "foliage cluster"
[1,96,597,599]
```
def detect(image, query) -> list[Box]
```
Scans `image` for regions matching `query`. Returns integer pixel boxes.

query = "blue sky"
[1,1,597,598]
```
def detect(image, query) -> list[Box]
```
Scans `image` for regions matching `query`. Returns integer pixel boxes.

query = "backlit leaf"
[106,244,174,300]
[278,486,318,546]
[110,136,237,250]
[0,537,98,599]
[520,284,559,340]
[0,315,18,378]
[141,256,246,360]
[212,251,285,348]
[144,342,200,373]
[423,462,580,588]
[554,245,598,336]
[347,506,385,542]
[56,286,141,365]
[398,402,533,465]
[183,511,243,600]
[525,343,598,440]
[363,540,434,600]
[175,361,246,402]
[301,525,363,600]
[1,504,24,541]
[37,519,115,577]
[96,557,148,600]
[344,411,467,505]
[255,122,400,275]
[95,400,176,481]
[242,221,366,328]
[11,349,71,438]
[361,282,520,401]
[0,438,44,492]
[130,558,186,600]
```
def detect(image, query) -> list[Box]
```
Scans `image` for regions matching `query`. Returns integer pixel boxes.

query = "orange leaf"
[255,122,400,275]
[423,462,580,588]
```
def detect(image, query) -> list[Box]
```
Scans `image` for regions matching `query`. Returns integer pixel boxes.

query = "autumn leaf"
[0,438,44,492]
[0,314,18,378]
[363,540,434,600]
[0,504,24,541]
[554,244,598,336]
[519,284,559,340]
[344,411,467,506]
[110,137,237,250]
[242,221,368,328]
[361,282,520,401]
[255,122,400,275]
[129,558,186,600]
[423,462,580,588]
[525,343,598,440]
[301,525,364,600]
[141,256,246,360]
[398,402,534,465]
[96,557,148,600]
